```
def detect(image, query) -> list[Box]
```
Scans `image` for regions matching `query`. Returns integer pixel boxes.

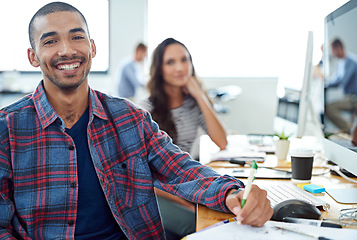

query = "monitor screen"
[323,0,357,176]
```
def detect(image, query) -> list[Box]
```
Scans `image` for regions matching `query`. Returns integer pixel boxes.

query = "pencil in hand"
[241,160,258,208]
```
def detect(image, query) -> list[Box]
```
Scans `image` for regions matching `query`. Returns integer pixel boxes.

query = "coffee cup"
[290,148,315,183]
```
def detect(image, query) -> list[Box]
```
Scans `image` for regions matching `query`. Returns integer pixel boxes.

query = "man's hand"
[225,185,273,227]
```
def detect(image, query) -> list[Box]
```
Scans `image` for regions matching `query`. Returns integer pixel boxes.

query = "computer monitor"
[276,31,323,140]
[323,0,357,179]
[296,31,323,138]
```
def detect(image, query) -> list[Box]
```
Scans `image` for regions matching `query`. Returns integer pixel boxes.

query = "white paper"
[186,221,357,240]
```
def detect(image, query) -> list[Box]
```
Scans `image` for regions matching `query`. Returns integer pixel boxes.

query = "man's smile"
[56,62,80,70]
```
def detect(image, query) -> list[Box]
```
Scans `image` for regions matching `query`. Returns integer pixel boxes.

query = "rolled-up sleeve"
[142,111,244,213]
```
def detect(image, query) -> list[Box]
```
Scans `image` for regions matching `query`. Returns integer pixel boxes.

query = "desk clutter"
[198,133,357,237]
[199,134,274,165]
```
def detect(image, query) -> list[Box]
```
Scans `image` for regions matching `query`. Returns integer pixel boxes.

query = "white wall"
[104,0,147,94]
[4,0,148,96]
[2,0,281,137]
[203,77,279,135]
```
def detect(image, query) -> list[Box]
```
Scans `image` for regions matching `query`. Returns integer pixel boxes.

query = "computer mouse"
[271,199,321,221]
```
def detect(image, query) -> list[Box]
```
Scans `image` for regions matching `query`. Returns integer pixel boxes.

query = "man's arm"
[0,153,17,239]
[136,107,273,226]
[141,110,244,213]
[0,135,30,239]
[340,58,357,89]
[328,58,355,88]
[0,194,17,239]
[225,185,273,227]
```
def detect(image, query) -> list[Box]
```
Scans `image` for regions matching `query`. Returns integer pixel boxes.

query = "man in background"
[116,43,147,100]
[325,38,357,133]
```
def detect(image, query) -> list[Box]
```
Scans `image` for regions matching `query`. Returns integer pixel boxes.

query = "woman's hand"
[182,76,202,99]
[182,76,228,150]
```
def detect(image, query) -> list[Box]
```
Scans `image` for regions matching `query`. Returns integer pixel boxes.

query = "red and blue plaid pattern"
[0,81,243,239]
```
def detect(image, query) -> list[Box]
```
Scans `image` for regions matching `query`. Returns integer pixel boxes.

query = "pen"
[274,226,332,240]
[283,217,343,228]
[322,218,357,227]
[241,160,258,208]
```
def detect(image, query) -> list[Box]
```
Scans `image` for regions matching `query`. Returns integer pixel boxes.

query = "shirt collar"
[32,80,108,129]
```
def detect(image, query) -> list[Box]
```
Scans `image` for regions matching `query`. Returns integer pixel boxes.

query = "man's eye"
[73,36,85,40]
[44,40,56,45]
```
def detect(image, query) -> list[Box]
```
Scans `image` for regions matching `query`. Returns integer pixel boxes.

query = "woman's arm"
[184,77,228,150]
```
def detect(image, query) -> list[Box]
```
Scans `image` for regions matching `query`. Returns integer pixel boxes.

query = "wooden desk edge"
[196,204,234,231]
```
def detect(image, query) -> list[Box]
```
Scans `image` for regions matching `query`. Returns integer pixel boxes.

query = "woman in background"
[140,38,228,240]
[142,38,227,156]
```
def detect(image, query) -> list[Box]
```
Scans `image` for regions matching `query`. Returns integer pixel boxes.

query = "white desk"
[199,134,324,167]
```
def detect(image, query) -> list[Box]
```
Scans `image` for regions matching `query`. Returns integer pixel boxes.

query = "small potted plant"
[274,131,291,160]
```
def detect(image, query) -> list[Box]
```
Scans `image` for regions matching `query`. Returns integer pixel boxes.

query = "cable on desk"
[330,166,357,183]
[312,169,331,176]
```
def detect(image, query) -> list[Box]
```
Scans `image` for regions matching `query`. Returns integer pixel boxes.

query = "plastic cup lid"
[289,148,315,157]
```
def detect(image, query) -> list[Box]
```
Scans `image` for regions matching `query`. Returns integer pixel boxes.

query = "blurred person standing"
[116,43,147,100]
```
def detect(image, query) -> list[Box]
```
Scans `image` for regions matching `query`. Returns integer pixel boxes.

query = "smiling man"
[0,2,272,240]
[27,5,95,128]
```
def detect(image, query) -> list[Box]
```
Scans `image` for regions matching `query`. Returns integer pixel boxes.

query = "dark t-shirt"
[66,107,123,239]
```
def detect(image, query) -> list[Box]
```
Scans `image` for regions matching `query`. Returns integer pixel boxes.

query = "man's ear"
[90,39,96,58]
[27,48,40,67]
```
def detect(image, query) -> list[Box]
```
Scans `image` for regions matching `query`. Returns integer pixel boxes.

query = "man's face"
[28,11,96,91]
[135,48,147,62]
[332,45,344,59]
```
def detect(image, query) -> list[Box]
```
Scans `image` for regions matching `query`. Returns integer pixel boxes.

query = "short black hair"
[331,38,344,49]
[28,1,89,49]
[136,43,147,52]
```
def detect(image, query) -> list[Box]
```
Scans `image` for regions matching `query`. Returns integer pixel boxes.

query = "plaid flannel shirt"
[0,81,243,239]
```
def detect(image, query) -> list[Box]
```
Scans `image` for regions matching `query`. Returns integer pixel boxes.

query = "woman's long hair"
[147,38,197,143]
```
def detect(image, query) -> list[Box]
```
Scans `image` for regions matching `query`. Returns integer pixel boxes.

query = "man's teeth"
[57,63,80,70]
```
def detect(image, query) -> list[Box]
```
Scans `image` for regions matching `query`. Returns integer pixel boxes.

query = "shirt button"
[122,163,127,169]
[68,220,74,226]
[68,145,74,150]
[70,182,76,188]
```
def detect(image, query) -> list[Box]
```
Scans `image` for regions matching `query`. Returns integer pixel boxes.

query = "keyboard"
[262,183,330,211]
